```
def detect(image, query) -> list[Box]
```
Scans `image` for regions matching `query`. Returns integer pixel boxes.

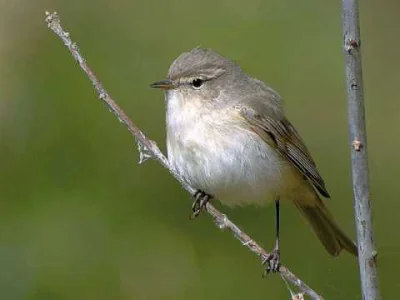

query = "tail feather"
[295,200,358,257]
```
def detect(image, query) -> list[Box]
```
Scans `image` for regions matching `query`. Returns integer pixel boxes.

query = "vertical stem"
[341,1,380,299]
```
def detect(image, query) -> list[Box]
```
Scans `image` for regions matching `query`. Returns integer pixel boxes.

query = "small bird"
[150,48,357,271]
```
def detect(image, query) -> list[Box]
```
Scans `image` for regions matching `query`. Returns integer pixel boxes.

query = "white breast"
[165,90,299,207]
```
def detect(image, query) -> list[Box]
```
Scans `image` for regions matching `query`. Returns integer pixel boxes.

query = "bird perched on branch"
[151,48,357,272]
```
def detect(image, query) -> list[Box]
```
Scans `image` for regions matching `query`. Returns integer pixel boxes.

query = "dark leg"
[190,190,213,219]
[275,199,280,252]
[263,199,281,274]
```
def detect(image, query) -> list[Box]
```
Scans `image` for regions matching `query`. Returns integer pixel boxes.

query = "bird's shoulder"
[235,80,330,198]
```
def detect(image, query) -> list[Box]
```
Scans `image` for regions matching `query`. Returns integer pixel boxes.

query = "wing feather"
[241,108,330,198]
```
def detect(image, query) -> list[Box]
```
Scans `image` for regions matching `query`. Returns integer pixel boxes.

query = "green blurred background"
[0,0,398,299]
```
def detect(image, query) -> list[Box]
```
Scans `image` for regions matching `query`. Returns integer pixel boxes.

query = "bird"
[150,47,357,272]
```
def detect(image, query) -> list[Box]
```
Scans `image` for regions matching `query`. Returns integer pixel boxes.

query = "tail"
[295,199,358,257]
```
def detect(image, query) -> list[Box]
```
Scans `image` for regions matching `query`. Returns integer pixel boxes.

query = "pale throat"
[166,89,219,136]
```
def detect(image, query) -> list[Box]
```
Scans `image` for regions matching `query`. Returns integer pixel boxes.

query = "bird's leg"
[263,199,281,274]
[190,190,213,219]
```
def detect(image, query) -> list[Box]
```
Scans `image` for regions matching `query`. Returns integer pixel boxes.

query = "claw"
[262,248,281,275]
[190,190,212,219]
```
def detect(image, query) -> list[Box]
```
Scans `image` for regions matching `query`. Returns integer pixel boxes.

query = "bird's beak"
[149,79,175,90]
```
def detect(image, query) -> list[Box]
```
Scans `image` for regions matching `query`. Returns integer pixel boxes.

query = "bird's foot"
[262,247,281,275]
[190,190,213,219]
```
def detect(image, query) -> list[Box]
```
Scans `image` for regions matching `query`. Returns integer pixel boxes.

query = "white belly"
[165,92,301,207]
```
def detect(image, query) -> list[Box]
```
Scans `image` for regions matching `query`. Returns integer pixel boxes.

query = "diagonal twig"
[45,11,323,300]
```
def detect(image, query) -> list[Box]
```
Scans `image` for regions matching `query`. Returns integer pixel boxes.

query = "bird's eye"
[191,78,204,89]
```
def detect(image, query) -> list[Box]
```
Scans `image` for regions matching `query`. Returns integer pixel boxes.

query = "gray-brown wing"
[241,108,330,198]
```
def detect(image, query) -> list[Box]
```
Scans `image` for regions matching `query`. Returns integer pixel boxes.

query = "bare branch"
[45,11,323,300]
[341,1,380,299]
